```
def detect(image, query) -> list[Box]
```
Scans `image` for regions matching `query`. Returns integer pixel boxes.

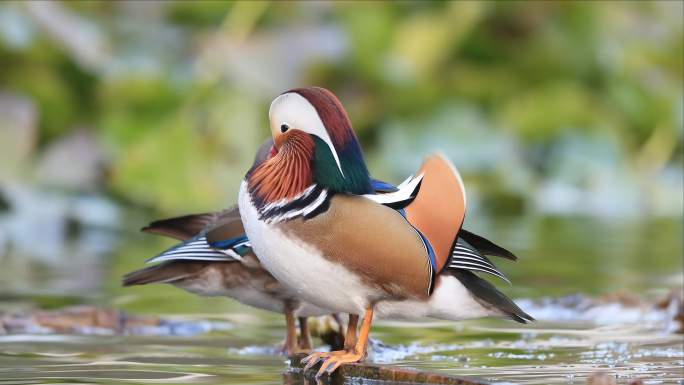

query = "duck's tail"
[449,269,534,324]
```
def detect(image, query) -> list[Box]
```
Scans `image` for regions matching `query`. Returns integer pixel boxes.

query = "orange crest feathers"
[248,130,315,204]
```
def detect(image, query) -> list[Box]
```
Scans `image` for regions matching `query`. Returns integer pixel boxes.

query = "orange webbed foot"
[301,349,364,377]
[301,351,331,371]
[315,350,364,378]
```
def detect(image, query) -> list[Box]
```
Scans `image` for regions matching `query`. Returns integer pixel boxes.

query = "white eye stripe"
[269,93,345,178]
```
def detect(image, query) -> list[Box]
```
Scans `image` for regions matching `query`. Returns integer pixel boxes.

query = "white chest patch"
[239,181,374,315]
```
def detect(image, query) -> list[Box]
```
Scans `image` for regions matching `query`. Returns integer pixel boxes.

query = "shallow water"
[0,197,682,384]
[1,317,682,384]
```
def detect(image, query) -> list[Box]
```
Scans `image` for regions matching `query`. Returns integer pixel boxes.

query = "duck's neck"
[312,136,373,195]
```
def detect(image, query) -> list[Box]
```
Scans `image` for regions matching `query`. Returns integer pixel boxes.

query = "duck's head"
[248,87,372,205]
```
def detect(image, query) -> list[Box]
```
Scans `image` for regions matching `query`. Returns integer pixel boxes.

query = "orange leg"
[297,317,313,351]
[283,304,299,356]
[302,308,374,378]
[282,303,311,355]
[344,314,359,351]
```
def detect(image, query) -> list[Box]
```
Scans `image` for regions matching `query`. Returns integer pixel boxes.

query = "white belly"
[375,274,499,321]
[239,182,375,315]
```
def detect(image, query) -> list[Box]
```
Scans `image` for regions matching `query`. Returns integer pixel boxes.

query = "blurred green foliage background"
[0,0,682,218]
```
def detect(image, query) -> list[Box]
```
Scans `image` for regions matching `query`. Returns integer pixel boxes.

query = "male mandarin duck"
[238,87,532,377]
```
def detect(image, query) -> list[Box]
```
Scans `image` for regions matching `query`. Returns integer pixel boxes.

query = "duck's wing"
[400,155,516,283]
[281,193,434,299]
[402,154,466,274]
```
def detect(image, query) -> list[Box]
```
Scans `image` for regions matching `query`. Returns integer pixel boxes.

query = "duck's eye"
[280,123,290,133]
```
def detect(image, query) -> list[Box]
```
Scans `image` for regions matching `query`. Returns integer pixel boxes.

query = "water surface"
[1,203,682,384]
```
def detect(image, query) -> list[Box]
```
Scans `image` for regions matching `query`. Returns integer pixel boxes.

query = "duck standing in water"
[238,87,532,377]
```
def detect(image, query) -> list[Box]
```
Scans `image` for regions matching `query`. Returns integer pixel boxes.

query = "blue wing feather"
[208,235,249,250]
[371,179,399,193]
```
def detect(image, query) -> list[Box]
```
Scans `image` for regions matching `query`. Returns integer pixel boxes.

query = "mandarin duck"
[238,87,532,377]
